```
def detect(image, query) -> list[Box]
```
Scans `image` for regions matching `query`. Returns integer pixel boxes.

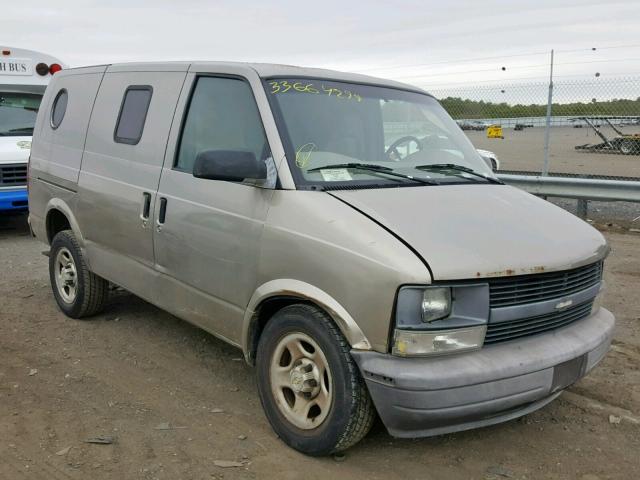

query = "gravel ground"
[1,212,639,480]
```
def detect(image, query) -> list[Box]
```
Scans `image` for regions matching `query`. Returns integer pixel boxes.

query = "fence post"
[577,199,589,219]
[542,49,554,176]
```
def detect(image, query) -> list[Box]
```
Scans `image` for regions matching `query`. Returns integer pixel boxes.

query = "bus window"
[0,92,42,137]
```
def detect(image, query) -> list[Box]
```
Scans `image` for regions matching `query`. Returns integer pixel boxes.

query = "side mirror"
[193,150,267,182]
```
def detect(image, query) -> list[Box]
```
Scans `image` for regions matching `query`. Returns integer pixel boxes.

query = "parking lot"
[466,127,640,178]
[0,212,638,479]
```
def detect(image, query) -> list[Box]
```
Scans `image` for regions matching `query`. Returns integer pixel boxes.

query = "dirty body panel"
[256,190,431,353]
[331,184,608,280]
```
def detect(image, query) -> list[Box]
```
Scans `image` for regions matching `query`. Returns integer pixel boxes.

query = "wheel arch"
[242,279,372,365]
[44,199,84,246]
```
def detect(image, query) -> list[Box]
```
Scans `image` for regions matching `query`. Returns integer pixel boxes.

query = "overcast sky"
[3,0,640,91]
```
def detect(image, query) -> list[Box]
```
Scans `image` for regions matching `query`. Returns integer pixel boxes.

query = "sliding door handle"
[140,192,152,223]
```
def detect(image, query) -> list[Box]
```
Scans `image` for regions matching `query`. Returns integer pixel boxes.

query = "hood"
[0,136,31,165]
[330,185,608,281]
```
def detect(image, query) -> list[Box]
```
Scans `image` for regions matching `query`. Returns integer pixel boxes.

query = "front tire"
[49,230,109,318]
[256,304,375,455]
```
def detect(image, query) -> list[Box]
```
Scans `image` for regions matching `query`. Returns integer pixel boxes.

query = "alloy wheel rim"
[54,247,78,303]
[269,332,333,430]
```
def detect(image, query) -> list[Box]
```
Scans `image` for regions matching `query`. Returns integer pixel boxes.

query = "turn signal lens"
[592,281,605,314]
[392,326,486,357]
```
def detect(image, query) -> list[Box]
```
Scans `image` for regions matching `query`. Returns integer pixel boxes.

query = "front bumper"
[351,307,614,438]
[0,188,28,211]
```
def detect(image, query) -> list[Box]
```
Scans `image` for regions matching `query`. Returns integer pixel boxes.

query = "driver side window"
[175,76,272,174]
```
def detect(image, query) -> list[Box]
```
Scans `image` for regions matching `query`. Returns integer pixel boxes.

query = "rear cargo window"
[114,86,152,145]
[50,89,68,129]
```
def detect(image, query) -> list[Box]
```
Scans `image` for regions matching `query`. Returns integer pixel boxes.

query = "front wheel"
[256,304,375,455]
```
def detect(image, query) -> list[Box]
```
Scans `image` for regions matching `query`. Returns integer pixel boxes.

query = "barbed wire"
[354,44,640,74]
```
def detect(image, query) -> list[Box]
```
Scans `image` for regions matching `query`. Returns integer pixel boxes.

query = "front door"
[153,74,276,345]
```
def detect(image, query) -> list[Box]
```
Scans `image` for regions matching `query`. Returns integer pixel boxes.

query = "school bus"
[1,46,65,211]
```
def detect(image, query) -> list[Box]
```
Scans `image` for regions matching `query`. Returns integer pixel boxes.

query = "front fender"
[242,279,372,361]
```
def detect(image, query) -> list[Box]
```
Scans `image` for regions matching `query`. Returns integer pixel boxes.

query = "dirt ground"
[1,212,639,480]
[465,126,640,178]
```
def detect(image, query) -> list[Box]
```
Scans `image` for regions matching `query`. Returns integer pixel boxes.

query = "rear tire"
[49,230,109,318]
[620,140,639,155]
[256,304,375,455]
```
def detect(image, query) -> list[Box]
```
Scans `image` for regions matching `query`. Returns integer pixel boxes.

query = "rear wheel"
[49,230,109,318]
[256,304,375,455]
[620,140,639,155]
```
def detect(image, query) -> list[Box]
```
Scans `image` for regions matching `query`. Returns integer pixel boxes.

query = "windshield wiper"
[415,163,504,184]
[7,127,34,134]
[307,163,439,185]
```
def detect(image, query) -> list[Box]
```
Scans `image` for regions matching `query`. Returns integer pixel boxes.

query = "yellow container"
[487,124,504,139]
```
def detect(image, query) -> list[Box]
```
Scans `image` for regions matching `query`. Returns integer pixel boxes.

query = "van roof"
[61,61,427,94]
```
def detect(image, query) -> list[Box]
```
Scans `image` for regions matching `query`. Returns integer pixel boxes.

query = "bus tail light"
[49,63,62,75]
[35,62,49,76]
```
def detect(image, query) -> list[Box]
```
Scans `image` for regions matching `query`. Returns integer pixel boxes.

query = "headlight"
[421,287,451,323]
[393,284,490,357]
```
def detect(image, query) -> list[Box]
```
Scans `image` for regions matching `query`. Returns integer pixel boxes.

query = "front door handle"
[157,197,167,230]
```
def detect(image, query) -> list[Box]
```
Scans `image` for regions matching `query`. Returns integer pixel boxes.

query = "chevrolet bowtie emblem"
[555,299,573,310]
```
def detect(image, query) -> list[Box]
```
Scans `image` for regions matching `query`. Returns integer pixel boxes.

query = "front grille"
[488,261,603,308]
[0,163,28,186]
[485,300,593,345]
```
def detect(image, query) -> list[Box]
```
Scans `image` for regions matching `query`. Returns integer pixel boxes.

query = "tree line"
[438,96,640,119]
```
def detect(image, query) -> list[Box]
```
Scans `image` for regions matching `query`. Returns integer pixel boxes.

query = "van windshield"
[0,92,42,137]
[265,78,495,189]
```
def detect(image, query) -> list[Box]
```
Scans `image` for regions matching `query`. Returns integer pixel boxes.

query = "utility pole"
[542,49,554,176]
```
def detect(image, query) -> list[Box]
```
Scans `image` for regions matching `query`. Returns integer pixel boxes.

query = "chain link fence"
[430,77,640,178]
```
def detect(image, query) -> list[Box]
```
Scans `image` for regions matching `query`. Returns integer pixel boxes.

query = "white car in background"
[477,148,500,171]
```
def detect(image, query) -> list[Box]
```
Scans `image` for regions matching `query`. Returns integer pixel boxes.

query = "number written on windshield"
[268,81,362,102]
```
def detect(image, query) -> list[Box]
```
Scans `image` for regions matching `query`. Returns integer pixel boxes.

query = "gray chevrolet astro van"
[28,62,614,455]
